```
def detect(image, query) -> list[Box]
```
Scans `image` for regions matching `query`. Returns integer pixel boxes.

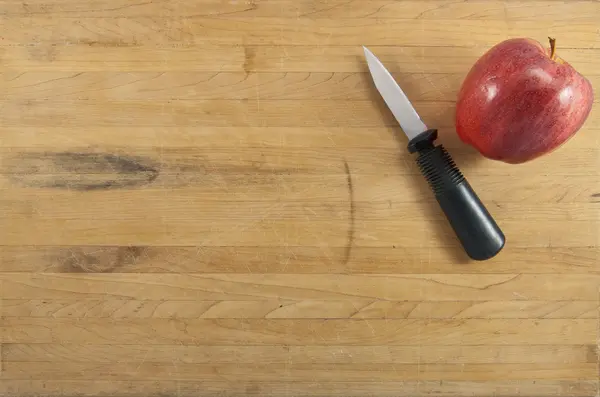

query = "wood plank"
[1,18,599,48]
[3,196,598,223]
[2,299,597,319]
[1,361,597,381]
[0,99,468,129]
[0,99,458,129]
[5,343,597,364]
[0,196,598,226]
[1,380,596,397]
[1,145,599,180]
[1,217,598,247]
[1,215,598,246]
[1,0,598,21]
[1,173,598,205]
[2,246,598,274]
[2,101,599,146]
[3,45,598,74]
[1,317,595,345]
[1,126,599,150]
[1,274,598,301]
[6,71,600,103]
[3,71,464,102]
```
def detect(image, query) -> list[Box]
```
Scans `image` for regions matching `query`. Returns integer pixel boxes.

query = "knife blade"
[363,47,427,140]
[363,46,505,261]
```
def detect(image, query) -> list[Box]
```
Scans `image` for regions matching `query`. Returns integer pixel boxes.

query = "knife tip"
[362,46,375,61]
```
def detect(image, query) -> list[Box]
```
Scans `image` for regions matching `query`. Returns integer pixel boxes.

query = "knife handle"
[408,130,505,261]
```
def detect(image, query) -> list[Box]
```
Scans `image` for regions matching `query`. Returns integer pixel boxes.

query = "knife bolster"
[407,129,439,153]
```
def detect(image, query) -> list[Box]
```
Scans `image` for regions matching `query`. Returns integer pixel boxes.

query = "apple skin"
[455,38,594,164]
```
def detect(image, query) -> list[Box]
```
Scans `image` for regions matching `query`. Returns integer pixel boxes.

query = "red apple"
[455,38,594,163]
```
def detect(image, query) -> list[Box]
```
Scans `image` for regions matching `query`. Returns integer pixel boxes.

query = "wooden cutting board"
[1,1,599,396]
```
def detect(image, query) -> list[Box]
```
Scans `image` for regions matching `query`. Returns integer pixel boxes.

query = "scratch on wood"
[343,160,355,266]
[78,38,137,47]
[556,190,569,203]
[243,47,255,75]
[423,274,521,291]
[5,152,159,191]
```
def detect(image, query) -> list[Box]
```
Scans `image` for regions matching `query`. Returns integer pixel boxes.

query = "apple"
[455,37,594,163]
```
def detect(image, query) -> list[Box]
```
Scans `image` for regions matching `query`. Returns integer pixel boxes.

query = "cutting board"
[1,0,599,396]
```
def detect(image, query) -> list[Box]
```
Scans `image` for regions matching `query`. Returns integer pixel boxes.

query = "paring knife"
[363,46,505,261]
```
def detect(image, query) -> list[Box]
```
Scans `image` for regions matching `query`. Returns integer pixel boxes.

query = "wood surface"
[1,0,599,396]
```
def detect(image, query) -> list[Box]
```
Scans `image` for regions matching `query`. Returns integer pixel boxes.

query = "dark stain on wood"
[63,246,148,273]
[243,47,256,74]
[28,45,58,62]
[586,344,599,363]
[343,160,355,266]
[4,151,159,191]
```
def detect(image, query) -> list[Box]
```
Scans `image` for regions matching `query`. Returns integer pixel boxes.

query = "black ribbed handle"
[408,130,505,261]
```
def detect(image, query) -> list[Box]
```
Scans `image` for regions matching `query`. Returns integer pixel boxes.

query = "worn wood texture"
[1,0,599,396]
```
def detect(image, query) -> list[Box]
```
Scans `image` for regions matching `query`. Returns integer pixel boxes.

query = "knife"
[363,46,505,261]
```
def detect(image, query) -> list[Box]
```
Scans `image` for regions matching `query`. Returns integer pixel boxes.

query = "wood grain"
[2,126,600,151]
[2,17,599,48]
[3,46,599,73]
[2,246,598,274]
[2,318,596,345]
[3,99,600,131]
[2,273,599,300]
[2,300,598,319]
[7,71,600,102]
[1,0,599,396]
[1,0,598,21]
[2,362,597,381]
[4,343,598,363]
[0,380,597,397]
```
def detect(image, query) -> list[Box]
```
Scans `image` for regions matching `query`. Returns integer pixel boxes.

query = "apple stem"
[548,37,557,60]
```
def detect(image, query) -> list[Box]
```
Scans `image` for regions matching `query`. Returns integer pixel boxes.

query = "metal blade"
[363,46,428,140]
